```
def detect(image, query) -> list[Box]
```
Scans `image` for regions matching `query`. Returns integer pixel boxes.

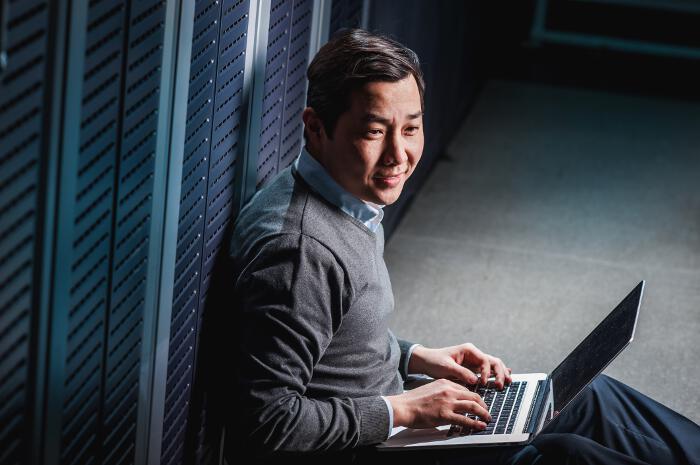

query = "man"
[223,29,699,464]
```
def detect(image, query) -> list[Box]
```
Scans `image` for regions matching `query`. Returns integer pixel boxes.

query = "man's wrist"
[407,344,428,374]
[385,394,407,427]
[380,396,394,438]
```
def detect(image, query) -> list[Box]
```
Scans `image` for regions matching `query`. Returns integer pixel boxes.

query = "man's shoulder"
[231,167,373,261]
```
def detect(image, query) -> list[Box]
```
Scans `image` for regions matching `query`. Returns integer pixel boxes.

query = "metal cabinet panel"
[52,2,167,464]
[256,0,312,188]
[160,2,250,464]
[0,1,51,464]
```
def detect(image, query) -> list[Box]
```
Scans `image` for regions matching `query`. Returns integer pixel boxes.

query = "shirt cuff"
[403,343,421,376]
[380,396,394,440]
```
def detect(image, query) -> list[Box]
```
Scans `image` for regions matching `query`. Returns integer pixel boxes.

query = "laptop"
[377,281,644,450]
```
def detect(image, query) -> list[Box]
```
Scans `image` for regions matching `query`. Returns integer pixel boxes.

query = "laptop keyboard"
[447,381,527,437]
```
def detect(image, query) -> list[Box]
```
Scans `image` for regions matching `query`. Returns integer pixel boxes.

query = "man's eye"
[366,129,383,136]
[405,126,419,135]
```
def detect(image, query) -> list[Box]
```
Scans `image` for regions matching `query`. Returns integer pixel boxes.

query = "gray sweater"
[225,166,413,455]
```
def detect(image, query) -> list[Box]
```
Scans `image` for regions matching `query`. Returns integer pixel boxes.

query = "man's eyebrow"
[363,111,424,124]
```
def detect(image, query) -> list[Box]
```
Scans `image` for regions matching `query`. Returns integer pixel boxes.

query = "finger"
[505,366,513,384]
[454,400,492,423]
[446,412,487,431]
[445,378,480,400]
[465,345,489,381]
[467,391,488,411]
[480,360,490,385]
[451,363,478,385]
[446,381,488,410]
[492,358,506,389]
[459,344,489,385]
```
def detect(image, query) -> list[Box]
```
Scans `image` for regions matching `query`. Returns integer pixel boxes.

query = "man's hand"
[408,343,512,389]
[386,378,491,430]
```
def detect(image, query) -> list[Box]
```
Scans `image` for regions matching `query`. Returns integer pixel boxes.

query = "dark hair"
[306,28,425,138]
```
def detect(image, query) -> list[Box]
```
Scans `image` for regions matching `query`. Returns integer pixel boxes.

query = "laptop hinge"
[523,378,549,434]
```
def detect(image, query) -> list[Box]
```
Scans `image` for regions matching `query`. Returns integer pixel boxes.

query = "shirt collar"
[293,148,384,232]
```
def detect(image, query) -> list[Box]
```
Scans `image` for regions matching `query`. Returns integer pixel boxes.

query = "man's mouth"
[374,169,406,179]
[375,174,401,179]
[373,171,406,187]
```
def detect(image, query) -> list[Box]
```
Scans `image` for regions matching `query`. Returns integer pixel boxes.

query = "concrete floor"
[385,80,700,425]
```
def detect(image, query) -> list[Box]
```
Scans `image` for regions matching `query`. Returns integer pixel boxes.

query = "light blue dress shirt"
[293,148,421,438]
[293,148,384,232]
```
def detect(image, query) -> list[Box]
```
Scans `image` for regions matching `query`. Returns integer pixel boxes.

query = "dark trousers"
[362,375,700,465]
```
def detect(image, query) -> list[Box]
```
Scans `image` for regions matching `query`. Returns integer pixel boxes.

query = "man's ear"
[302,107,325,152]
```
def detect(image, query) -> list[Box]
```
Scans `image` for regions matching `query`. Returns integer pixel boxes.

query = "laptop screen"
[549,281,643,415]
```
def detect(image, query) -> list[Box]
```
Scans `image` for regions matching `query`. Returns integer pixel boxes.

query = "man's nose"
[382,132,408,166]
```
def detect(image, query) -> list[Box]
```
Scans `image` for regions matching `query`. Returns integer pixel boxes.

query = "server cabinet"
[5,0,186,463]
[256,0,313,188]
[0,1,53,464]
[43,1,171,464]
[160,1,250,464]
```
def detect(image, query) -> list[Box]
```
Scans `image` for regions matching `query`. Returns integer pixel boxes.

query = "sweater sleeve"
[397,338,420,380]
[232,234,390,454]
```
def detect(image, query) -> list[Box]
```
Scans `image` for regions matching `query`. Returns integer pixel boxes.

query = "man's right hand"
[385,378,491,431]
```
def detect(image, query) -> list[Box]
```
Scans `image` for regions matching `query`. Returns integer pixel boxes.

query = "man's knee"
[584,373,623,404]
[589,373,614,392]
[588,373,638,406]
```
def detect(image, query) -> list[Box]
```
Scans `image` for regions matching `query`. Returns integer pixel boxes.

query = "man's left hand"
[408,343,512,389]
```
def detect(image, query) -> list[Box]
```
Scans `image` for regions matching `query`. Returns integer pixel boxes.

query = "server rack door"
[160,2,251,464]
[0,1,52,464]
[256,0,312,189]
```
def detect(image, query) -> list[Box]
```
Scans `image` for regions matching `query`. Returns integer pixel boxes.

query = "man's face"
[307,75,424,205]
